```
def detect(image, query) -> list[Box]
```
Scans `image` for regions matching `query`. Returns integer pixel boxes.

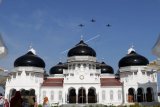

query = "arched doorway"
[146,87,153,102]
[137,88,144,102]
[69,88,76,103]
[20,89,26,98]
[128,88,135,102]
[88,88,96,103]
[29,89,36,102]
[78,88,86,103]
[24,90,29,96]
[29,89,35,96]
[10,89,16,100]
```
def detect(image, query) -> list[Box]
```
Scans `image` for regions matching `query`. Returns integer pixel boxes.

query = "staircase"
[139,102,160,106]
[61,104,104,107]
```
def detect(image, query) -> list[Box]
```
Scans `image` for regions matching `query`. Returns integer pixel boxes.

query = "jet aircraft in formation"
[78,19,111,27]
[91,19,96,22]
[78,24,85,27]
[106,24,111,27]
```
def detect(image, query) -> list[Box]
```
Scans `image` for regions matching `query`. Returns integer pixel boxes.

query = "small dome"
[14,51,45,68]
[67,40,96,57]
[119,51,149,68]
[100,62,114,74]
[49,62,67,75]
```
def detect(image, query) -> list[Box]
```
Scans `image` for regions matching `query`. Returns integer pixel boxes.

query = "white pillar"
[86,88,88,103]
[62,91,66,104]
[97,92,99,103]
[76,89,78,104]
[37,89,41,104]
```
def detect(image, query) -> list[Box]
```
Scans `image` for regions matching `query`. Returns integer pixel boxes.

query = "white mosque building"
[4,39,159,106]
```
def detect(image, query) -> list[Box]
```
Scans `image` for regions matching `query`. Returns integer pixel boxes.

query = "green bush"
[38,104,42,107]
[89,105,93,107]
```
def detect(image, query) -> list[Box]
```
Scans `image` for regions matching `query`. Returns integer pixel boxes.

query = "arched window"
[78,88,86,103]
[59,91,62,101]
[78,64,81,68]
[69,65,71,69]
[92,65,95,69]
[128,88,135,102]
[10,89,16,100]
[50,91,54,101]
[29,89,35,96]
[146,87,154,102]
[88,88,96,103]
[89,64,91,69]
[20,89,26,96]
[72,64,75,69]
[137,88,144,102]
[69,88,76,103]
[110,90,113,100]
[118,90,121,100]
[43,91,46,98]
[102,90,106,101]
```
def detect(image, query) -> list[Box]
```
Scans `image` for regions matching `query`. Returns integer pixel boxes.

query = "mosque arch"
[88,87,97,103]
[29,89,35,96]
[137,88,144,102]
[25,90,30,96]
[9,88,16,100]
[110,90,114,100]
[146,87,154,102]
[68,88,76,103]
[78,87,86,103]
[128,88,135,102]
[20,89,26,97]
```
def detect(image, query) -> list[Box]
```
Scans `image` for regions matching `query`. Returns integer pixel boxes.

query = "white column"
[62,91,66,104]
[76,89,78,104]
[123,88,128,103]
[144,89,146,102]
[97,92,99,103]
[37,89,40,104]
[135,91,137,102]
[86,88,88,103]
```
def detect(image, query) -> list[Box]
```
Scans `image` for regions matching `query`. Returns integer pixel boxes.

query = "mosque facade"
[4,40,159,106]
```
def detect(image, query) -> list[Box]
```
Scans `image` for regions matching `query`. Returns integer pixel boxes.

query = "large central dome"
[67,40,96,57]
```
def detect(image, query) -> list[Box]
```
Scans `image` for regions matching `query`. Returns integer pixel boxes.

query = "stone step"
[61,104,104,107]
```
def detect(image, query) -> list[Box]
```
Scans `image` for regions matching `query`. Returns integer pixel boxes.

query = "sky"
[0,0,160,74]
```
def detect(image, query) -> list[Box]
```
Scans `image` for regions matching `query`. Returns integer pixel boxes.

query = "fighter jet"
[106,24,111,27]
[78,24,85,27]
[91,19,96,22]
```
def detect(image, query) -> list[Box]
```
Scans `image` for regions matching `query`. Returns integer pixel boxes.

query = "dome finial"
[29,43,32,49]
[102,58,105,62]
[28,43,36,55]
[81,35,83,40]
[59,57,62,62]
[127,44,135,54]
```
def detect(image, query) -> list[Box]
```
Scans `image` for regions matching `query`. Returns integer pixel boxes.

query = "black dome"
[14,51,45,68]
[119,51,149,68]
[49,62,67,75]
[100,62,114,74]
[68,40,96,57]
